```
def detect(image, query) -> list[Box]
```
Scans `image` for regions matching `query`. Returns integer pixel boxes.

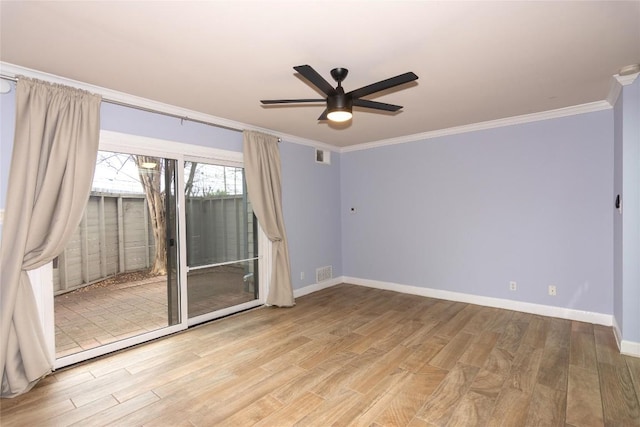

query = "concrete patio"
[54,268,256,357]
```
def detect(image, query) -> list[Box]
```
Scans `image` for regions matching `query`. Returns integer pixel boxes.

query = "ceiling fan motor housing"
[328,87,352,112]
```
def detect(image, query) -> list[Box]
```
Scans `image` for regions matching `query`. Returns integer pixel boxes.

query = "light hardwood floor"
[1,283,639,426]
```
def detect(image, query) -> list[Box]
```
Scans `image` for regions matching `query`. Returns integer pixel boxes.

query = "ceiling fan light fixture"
[327,109,353,122]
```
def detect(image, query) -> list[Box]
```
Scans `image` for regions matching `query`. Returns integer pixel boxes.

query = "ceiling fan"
[260,65,418,122]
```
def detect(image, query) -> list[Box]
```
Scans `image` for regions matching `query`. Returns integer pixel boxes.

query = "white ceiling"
[1,1,639,148]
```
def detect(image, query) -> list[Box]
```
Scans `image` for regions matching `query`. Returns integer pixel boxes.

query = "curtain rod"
[0,74,282,142]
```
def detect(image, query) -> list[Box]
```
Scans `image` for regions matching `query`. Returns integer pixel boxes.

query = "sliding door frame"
[181,154,269,326]
[45,130,269,369]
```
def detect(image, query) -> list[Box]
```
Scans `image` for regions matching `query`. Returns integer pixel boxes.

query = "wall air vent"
[315,148,330,165]
[316,265,333,283]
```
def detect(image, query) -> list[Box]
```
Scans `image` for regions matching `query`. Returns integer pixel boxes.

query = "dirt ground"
[64,270,164,294]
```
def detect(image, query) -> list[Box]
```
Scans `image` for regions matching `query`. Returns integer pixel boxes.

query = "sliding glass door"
[51,133,266,368]
[184,160,261,324]
[54,150,180,364]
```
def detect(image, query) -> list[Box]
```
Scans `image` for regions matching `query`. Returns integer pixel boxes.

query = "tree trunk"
[185,162,198,197]
[135,156,167,275]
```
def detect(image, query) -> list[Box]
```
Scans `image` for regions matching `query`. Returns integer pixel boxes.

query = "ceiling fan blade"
[347,72,418,99]
[352,99,403,112]
[317,109,328,121]
[294,65,336,96]
[261,99,325,104]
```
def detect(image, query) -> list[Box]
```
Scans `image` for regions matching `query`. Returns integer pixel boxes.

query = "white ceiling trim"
[616,72,640,86]
[607,76,624,107]
[608,72,640,106]
[0,62,337,152]
[340,100,612,153]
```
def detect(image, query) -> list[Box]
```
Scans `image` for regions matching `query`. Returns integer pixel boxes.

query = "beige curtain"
[0,78,101,397]
[243,131,294,307]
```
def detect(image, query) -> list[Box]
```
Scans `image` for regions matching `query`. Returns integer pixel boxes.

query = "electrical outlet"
[548,285,557,296]
[509,281,517,291]
[300,272,305,280]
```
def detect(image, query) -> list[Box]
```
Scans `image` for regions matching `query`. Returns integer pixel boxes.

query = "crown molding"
[1,62,626,155]
[607,72,640,106]
[340,100,612,153]
[0,62,337,153]
[0,62,247,131]
[615,72,640,86]
[607,76,624,106]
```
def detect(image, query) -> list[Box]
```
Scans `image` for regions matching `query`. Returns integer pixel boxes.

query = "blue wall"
[341,111,614,314]
[613,84,624,336]
[100,102,243,152]
[0,81,16,212]
[281,143,342,289]
[614,77,640,343]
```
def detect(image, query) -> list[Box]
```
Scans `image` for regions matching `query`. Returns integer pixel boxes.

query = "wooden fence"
[54,192,253,295]
[53,193,154,294]
[185,195,253,267]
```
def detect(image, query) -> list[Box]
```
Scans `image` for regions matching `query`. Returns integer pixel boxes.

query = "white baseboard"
[293,277,342,298]
[621,340,640,358]
[613,316,623,351]
[613,315,640,358]
[342,276,613,327]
